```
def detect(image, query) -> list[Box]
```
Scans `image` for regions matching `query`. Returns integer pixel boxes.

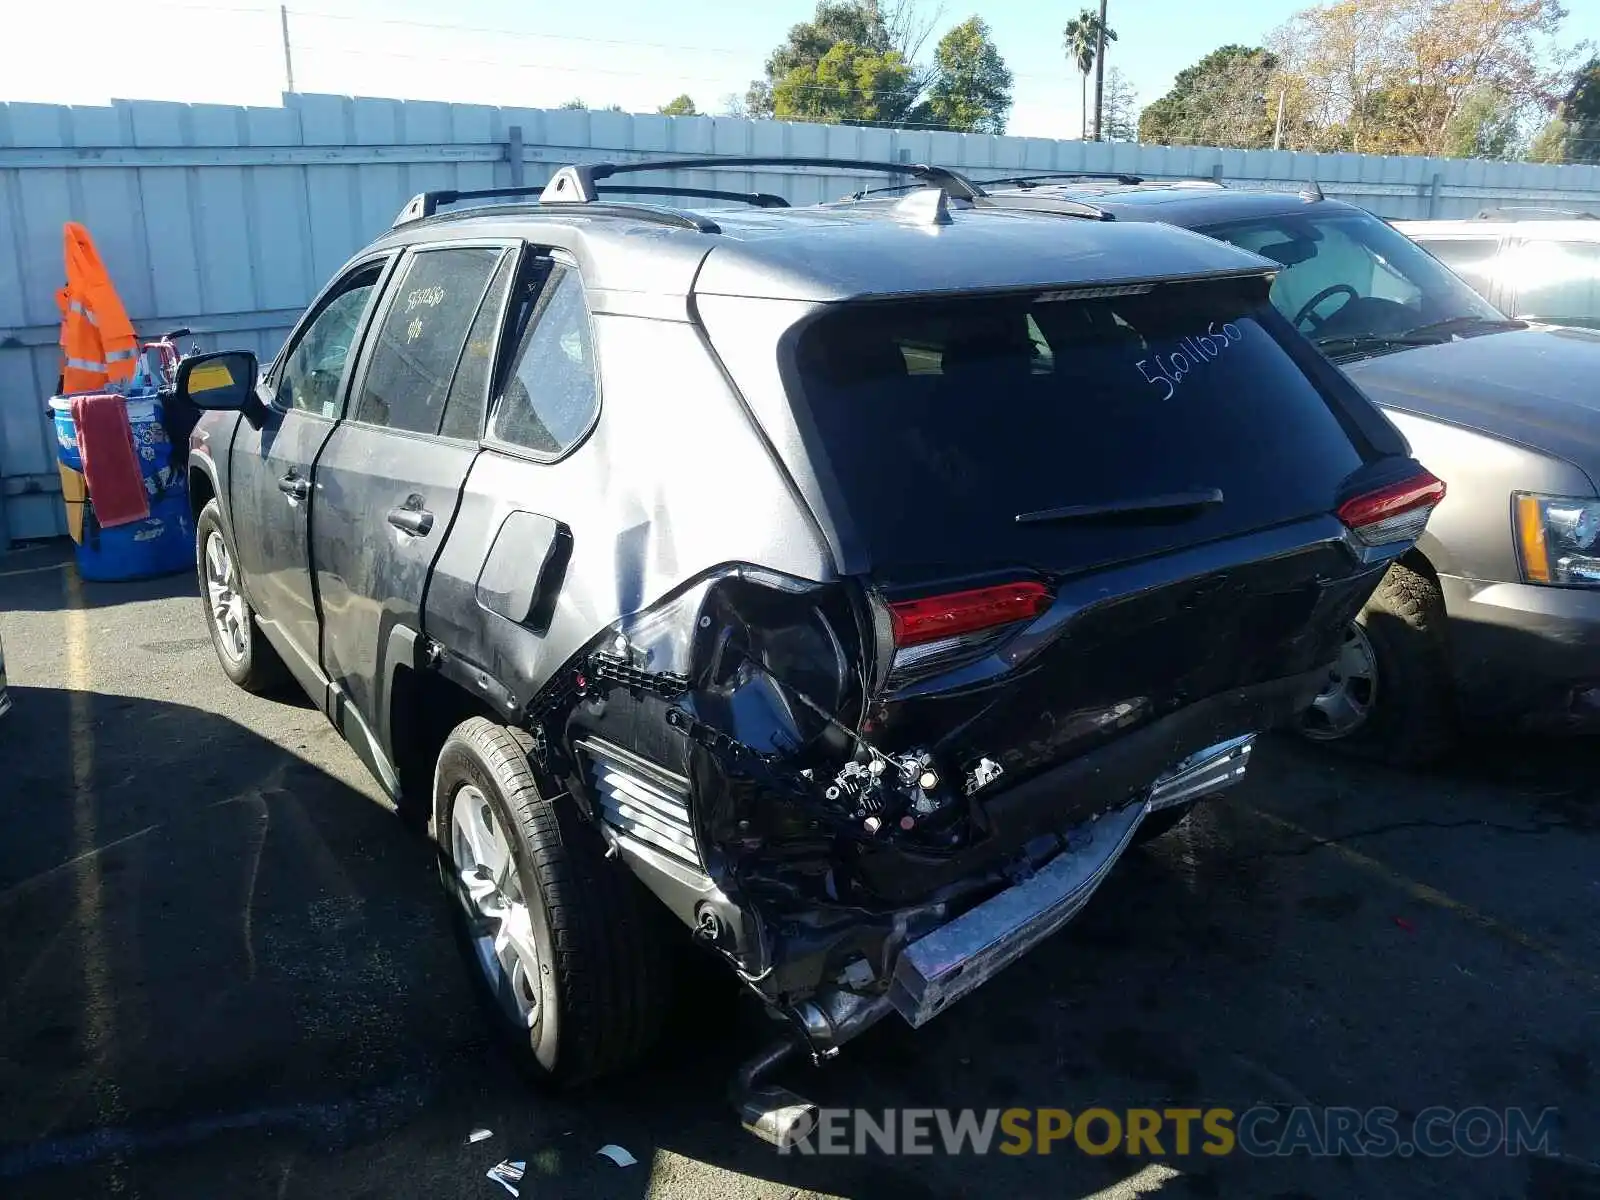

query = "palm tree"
[1063,8,1117,140]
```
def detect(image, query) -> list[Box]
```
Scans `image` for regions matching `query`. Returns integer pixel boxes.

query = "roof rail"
[539,155,989,204]
[391,180,786,227]
[1474,205,1597,221]
[975,171,1146,189]
[594,185,788,208]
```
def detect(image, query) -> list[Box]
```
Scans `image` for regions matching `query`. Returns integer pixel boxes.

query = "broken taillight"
[1336,470,1446,547]
[885,581,1052,687]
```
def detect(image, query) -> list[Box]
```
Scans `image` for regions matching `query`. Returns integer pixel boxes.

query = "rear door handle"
[278,473,310,500]
[387,506,434,537]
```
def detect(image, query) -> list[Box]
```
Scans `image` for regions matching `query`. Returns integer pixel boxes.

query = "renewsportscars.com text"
[776,1106,1560,1158]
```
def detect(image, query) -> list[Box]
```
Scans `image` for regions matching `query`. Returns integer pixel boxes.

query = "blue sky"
[6,0,1598,138]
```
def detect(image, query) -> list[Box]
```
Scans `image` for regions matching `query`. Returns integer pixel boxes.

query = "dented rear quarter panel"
[422,310,835,714]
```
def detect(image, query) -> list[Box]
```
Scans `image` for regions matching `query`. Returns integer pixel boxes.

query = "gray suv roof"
[368,196,1278,307]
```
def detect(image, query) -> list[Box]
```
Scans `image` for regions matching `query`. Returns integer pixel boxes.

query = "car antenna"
[1300,180,1325,202]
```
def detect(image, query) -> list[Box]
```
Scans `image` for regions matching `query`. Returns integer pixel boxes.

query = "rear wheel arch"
[386,650,508,829]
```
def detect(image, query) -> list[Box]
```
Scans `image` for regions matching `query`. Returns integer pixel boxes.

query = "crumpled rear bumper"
[788,735,1256,1053]
[888,735,1251,1028]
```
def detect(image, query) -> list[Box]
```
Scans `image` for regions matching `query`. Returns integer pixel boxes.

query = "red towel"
[70,393,149,528]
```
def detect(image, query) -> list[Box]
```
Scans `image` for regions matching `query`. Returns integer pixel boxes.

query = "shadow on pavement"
[0,540,196,615]
[0,686,955,1199]
[1,686,1595,1200]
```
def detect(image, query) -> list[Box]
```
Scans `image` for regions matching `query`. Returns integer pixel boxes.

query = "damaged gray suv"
[176,157,1439,1138]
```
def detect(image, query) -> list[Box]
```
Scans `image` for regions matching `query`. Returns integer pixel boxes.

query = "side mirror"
[175,351,266,426]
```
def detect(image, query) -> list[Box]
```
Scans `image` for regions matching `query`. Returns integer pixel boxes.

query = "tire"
[1132,802,1194,846]
[195,499,288,694]
[1299,562,1456,767]
[433,717,672,1085]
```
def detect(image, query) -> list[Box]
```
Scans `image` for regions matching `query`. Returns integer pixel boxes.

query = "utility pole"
[1091,0,1108,140]
[1273,89,1285,150]
[280,5,296,94]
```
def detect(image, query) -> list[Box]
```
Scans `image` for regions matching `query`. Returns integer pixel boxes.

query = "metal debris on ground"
[485,1159,525,1197]
[467,1128,494,1144]
[596,1144,638,1167]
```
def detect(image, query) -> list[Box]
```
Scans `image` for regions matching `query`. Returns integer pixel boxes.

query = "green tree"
[558,98,587,110]
[926,17,1013,133]
[773,41,915,125]
[747,1,920,122]
[1525,116,1569,162]
[1561,56,1600,163]
[658,94,699,116]
[1138,45,1279,149]
[1101,67,1139,142]
[1063,8,1116,140]
[1442,86,1519,159]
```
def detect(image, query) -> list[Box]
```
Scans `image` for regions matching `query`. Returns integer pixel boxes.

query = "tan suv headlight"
[1515,493,1600,587]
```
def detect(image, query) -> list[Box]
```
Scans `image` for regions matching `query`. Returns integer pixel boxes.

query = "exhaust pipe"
[730,1037,817,1148]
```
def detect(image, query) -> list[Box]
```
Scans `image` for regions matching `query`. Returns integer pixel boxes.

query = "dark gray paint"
[423,310,833,717]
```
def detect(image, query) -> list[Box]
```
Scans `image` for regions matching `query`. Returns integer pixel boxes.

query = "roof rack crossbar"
[392,178,788,227]
[539,155,989,205]
[391,191,722,233]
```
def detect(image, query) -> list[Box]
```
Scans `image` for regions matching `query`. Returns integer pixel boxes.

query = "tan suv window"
[1507,240,1600,326]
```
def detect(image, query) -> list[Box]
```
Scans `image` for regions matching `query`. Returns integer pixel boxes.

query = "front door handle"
[387,506,434,537]
[278,473,310,500]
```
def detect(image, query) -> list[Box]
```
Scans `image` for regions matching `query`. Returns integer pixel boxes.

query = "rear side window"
[355,247,504,434]
[440,252,517,441]
[793,279,1368,577]
[491,264,600,456]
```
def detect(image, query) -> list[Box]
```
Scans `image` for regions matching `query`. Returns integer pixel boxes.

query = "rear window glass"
[793,279,1366,578]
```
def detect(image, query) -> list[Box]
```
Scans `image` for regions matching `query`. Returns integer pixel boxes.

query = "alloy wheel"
[204,532,248,664]
[450,784,542,1030]
[1302,621,1379,740]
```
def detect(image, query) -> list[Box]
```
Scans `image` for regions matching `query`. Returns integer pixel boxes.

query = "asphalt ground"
[0,538,1596,1199]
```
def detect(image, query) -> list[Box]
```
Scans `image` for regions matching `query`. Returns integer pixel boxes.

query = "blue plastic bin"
[74,494,195,582]
[48,392,192,581]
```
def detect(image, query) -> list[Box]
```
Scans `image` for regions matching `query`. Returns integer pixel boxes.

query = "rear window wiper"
[1016,489,1224,525]
[1400,315,1528,338]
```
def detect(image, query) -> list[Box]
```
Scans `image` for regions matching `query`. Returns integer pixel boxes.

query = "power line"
[280,5,1079,87]
[286,6,752,59]
[289,39,920,98]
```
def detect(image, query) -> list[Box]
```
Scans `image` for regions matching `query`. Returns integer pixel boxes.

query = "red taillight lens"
[1337,471,1447,547]
[889,581,1052,647]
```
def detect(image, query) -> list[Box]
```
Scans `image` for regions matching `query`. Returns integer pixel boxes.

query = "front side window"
[354,247,504,434]
[1415,236,1501,300]
[275,263,383,415]
[1202,210,1506,360]
[490,264,600,456]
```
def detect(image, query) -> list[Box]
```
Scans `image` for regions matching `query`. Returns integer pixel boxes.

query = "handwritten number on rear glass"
[1136,321,1243,399]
